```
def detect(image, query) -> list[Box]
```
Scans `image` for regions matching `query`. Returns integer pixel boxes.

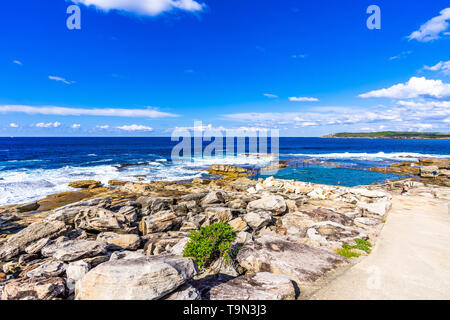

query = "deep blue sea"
[1,137,449,205]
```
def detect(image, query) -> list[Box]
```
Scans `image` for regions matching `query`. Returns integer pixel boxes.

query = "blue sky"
[1,0,449,136]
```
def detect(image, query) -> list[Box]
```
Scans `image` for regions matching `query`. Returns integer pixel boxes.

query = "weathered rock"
[41,240,108,262]
[229,217,248,232]
[205,207,233,224]
[108,180,128,186]
[280,212,316,238]
[169,238,189,256]
[109,250,146,261]
[26,260,67,278]
[237,236,346,284]
[1,277,66,300]
[306,221,364,246]
[44,197,112,224]
[354,217,381,227]
[420,166,439,178]
[163,284,201,300]
[74,207,135,233]
[97,232,141,250]
[360,201,391,217]
[302,207,353,226]
[247,196,286,215]
[75,255,197,300]
[68,180,102,189]
[0,220,66,261]
[244,211,273,231]
[201,191,225,206]
[139,211,181,235]
[208,164,249,178]
[227,199,247,210]
[209,272,296,300]
[24,237,51,254]
[66,260,90,294]
[15,201,40,213]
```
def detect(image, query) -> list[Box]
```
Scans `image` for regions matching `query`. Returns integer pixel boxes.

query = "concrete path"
[310,191,450,300]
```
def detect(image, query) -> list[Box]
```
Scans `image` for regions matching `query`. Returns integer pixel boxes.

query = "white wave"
[0,153,278,206]
[286,152,450,161]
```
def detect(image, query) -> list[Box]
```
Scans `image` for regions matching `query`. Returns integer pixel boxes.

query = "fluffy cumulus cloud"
[408,8,450,42]
[288,97,319,102]
[71,123,81,129]
[359,77,450,99]
[12,60,22,66]
[116,124,153,131]
[9,123,19,128]
[96,125,110,129]
[0,105,178,118]
[35,122,61,128]
[423,61,450,75]
[222,98,450,132]
[72,0,204,16]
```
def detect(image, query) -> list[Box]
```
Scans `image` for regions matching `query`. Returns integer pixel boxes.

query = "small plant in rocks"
[183,222,237,269]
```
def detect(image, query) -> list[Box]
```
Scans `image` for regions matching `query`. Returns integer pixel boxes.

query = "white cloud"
[359,77,450,99]
[12,60,22,66]
[49,76,75,85]
[292,54,307,59]
[96,125,110,129]
[222,98,450,132]
[72,0,204,16]
[0,105,178,118]
[71,124,81,129]
[117,124,153,131]
[408,8,450,42]
[389,51,412,60]
[423,60,450,75]
[9,123,19,128]
[298,122,318,127]
[288,97,319,102]
[263,93,278,98]
[35,122,61,128]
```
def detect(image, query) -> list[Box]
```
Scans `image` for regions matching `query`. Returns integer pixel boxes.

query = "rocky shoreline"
[0,163,447,300]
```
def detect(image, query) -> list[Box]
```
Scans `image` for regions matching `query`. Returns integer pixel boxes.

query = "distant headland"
[321,131,450,139]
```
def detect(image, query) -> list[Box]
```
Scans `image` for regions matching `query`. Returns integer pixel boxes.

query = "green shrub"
[336,239,373,258]
[336,244,361,258]
[183,222,237,269]
[353,238,372,253]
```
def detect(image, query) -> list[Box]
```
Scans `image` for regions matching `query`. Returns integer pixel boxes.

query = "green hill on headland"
[321,131,450,139]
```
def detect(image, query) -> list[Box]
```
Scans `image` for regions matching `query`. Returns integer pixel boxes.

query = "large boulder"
[420,166,439,178]
[44,197,112,224]
[209,272,296,300]
[205,207,233,224]
[1,277,66,300]
[244,211,273,231]
[66,260,91,294]
[237,236,346,284]
[97,232,141,250]
[75,255,197,300]
[68,180,102,189]
[201,191,225,206]
[359,201,391,217]
[306,221,366,247]
[247,195,287,215]
[26,260,67,278]
[41,240,108,262]
[74,207,135,233]
[139,211,181,235]
[0,220,66,261]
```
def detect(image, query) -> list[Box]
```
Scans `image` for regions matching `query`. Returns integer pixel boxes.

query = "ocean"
[1,137,449,205]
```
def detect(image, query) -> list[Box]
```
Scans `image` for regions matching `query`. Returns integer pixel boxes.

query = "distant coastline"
[321,131,450,139]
